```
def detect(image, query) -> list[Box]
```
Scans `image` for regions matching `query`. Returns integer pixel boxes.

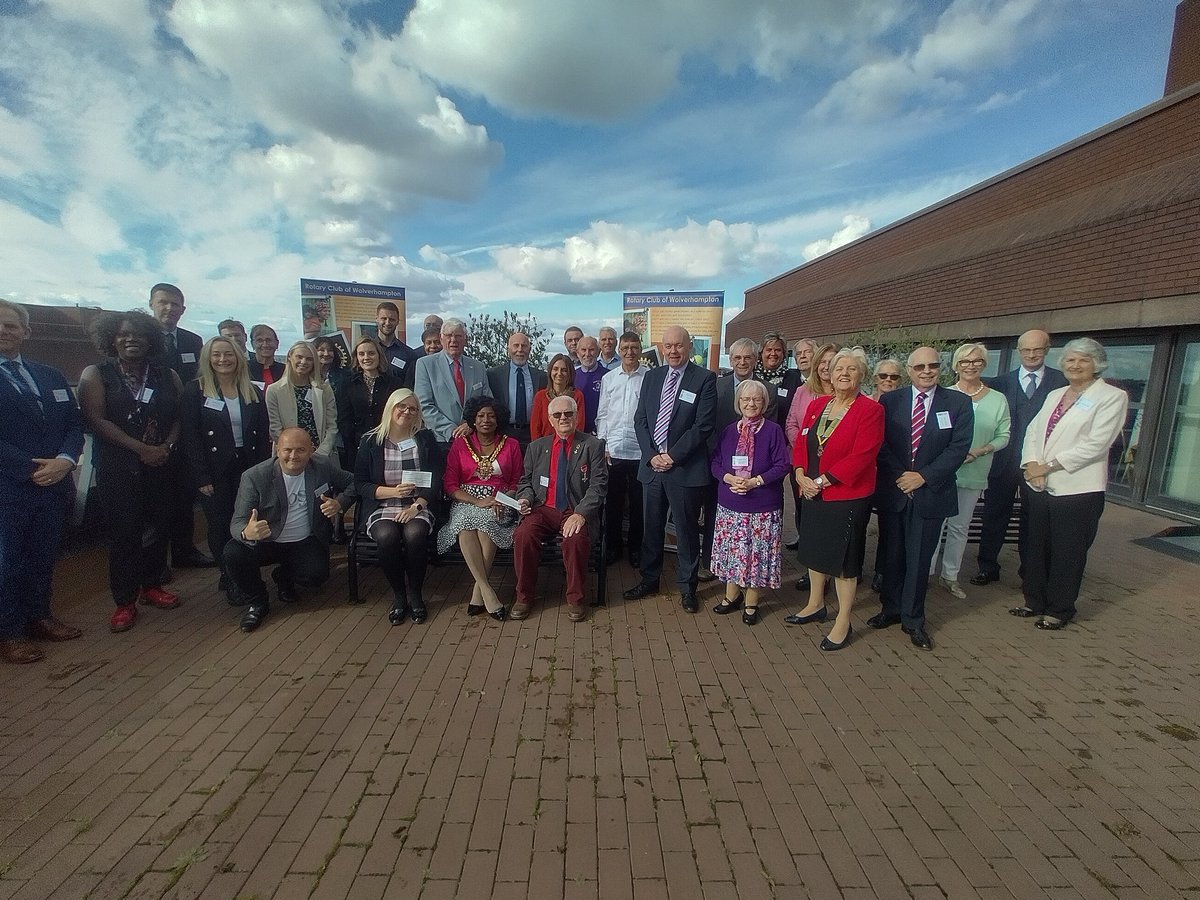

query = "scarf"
[734,416,763,476]
[754,360,789,385]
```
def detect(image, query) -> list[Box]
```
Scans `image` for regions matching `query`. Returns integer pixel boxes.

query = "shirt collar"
[668,362,688,375]
[1021,365,1046,378]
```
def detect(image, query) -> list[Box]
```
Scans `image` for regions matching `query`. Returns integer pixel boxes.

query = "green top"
[955,388,1012,489]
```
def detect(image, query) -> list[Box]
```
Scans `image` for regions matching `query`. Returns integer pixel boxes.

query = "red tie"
[911,392,928,462]
[453,358,465,404]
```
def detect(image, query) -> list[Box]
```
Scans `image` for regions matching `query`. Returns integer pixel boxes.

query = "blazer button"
[207,431,214,436]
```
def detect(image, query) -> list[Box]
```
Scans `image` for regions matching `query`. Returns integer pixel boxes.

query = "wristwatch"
[814,476,826,490]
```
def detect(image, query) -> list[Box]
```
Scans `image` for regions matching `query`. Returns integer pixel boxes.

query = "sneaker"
[110,605,138,633]
[139,587,181,609]
[939,578,967,600]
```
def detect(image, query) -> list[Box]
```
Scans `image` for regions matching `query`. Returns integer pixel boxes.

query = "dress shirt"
[1021,366,1046,394]
[595,364,647,460]
[599,353,620,371]
[508,362,535,423]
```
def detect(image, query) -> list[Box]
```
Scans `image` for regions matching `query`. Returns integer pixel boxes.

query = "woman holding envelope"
[354,389,444,625]
[438,395,523,621]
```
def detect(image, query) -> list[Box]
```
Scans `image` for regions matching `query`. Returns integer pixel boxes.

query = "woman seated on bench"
[354,388,444,625]
[437,396,523,621]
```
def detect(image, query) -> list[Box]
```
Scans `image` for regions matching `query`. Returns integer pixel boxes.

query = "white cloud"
[802,214,872,260]
[491,219,778,295]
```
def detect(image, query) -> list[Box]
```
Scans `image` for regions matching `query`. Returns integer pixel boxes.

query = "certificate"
[401,470,433,488]
[495,492,524,511]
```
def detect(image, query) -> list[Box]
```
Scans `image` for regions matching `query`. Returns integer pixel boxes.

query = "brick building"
[728,0,1200,522]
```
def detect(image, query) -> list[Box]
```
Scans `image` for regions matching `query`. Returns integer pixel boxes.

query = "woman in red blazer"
[786,348,884,650]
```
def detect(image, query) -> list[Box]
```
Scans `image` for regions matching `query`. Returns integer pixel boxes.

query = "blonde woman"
[181,337,271,604]
[266,341,338,460]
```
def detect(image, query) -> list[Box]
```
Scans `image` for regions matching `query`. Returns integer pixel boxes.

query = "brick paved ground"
[1,503,1198,899]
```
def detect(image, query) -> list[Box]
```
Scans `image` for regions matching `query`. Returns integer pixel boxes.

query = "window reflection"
[1159,342,1200,508]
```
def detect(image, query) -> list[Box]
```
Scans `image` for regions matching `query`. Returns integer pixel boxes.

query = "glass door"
[1148,335,1200,520]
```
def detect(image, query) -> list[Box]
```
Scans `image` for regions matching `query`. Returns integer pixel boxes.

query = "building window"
[1155,340,1200,514]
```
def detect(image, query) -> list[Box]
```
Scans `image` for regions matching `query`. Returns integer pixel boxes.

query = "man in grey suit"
[486,331,546,450]
[511,395,608,622]
[224,427,354,633]
[414,317,493,446]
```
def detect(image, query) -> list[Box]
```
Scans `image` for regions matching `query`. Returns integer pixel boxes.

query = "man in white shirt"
[595,332,649,570]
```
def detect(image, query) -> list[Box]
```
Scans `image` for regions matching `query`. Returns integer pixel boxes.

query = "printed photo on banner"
[300,277,408,346]
[622,291,725,371]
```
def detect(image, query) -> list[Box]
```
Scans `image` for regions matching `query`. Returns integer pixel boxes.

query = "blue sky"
[0,0,1180,352]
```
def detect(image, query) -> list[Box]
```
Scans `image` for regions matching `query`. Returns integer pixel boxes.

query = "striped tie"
[911,391,928,462]
[652,369,680,450]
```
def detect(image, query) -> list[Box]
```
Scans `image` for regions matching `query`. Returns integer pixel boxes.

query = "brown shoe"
[567,606,586,622]
[1,639,45,664]
[28,618,83,642]
[510,602,531,620]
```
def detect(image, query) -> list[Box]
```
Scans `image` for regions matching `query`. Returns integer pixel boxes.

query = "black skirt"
[797,495,872,579]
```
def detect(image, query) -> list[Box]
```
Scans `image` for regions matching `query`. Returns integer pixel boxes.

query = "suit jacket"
[633,362,718,487]
[791,394,885,501]
[986,366,1068,476]
[710,374,778,453]
[336,371,403,454]
[0,358,84,503]
[179,380,270,491]
[248,358,286,385]
[353,428,446,523]
[876,386,974,519]
[164,327,203,384]
[1021,378,1128,496]
[229,455,354,547]
[379,340,419,390]
[265,380,339,459]
[517,430,608,526]
[414,351,493,442]
[487,362,547,445]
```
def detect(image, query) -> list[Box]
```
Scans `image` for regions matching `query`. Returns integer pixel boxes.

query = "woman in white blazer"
[266,341,339,461]
[1012,338,1129,629]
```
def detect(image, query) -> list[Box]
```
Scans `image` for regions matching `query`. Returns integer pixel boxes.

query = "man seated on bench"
[511,395,607,622]
[225,427,354,633]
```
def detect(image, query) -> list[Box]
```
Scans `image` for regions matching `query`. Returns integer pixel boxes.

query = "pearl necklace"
[961,383,985,398]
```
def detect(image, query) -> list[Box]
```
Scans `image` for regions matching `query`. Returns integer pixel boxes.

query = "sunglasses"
[876,373,901,381]
[910,363,941,371]
[549,411,576,419]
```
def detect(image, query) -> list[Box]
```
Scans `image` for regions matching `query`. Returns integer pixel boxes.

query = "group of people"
[0,287,1129,664]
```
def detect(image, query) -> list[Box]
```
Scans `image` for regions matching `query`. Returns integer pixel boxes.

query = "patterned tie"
[1025,372,1037,399]
[652,369,680,450]
[453,358,465,404]
[911,391,928,462]
[515,366,527,424]
[554,439,570,509]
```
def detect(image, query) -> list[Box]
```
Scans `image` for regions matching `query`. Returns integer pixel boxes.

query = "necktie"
[554,440,570,509]
[166,331,177,360]
[3,359,41,412]
[652,369,680,450]
[911,391,928,462]
[515,367,527,424]
[453,358,465,404]
[1025,372,1037,399]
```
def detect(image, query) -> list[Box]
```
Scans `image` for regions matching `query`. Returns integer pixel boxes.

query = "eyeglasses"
[549,411,575,420]
[1018,347,1048,354]
[397,406,419,415]
[959,359,986,367]
[876,373,901,381]
[909,363,941,371]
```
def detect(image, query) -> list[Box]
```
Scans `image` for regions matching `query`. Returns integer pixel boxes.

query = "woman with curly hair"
[78,310,184,633]
[438,396,524,620]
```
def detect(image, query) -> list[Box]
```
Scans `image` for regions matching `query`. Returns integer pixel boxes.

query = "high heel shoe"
[784,606,827,625]
[409,598,427,624]
[742,606,759,625]
[489,606,507,622]
[388,604,408,625]
[820,625,853,651]
[466,604,486,617]
[713,593,743,615]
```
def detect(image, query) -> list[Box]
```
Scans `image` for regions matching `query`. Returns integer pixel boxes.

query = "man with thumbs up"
[224,427,354,632]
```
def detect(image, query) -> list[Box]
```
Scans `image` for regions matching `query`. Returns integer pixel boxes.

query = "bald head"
[1017,330,1050,372]
[661,326,692,368]
[276,427,317,474]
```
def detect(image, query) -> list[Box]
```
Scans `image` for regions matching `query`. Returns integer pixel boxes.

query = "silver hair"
[598,326,617,338]
[441,317,467,336]
[873,357,902,376]
[951,342,989,370]
[0,299,30,329]
[548,394,578,414]
[830,346,869,379]
[1061,337,1108,373]
[734,377,769,413]
[728,337,758,357]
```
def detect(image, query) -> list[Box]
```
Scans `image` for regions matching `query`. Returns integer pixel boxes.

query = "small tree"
[843,324,964,386]
[466,311,553,369]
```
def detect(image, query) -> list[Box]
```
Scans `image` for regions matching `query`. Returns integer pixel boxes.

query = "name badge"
[397,438,417,451]
[401,470,433,488]
[181,352,196,364]
[679,389,697,404]
[391,358,406,370]
[539,475,550,488]
[936,411,952,429]
[204,397,225,411]
[138,387,154,403]
[1075,396,1094,411]
[776,388,789,398]
[732,454,749,468]
[53,389,70,402]
[472,382,483,391]
[304,388,313,405]
[314,482,331,497]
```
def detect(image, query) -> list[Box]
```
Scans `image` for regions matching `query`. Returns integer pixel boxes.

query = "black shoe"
[272,568,298,603]
[697,567,716,583]
[681,593,699,613]
[909,628,933,650]
[466,604,485,616]
[409,597,427,624]
[623,582,659,600]
[742,606,759,626]
[794,573,810,591]
[713,594,743,615]
[1035,616,1067,630]
[1009,606,1036,618]
[240,604,267,633]
[175,549,215,569]
[970,570,999,586]
[871,572,883,593]
[820,625,853,651]
[784,537,799,551]
[867,612,902,629]
[784,606,828,625]
[388,604,408,625]
[489,606,508,622]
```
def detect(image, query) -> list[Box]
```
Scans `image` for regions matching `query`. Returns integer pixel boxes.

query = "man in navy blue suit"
[971,329,1067,585]
[870,346,973,651]
[0,300,85,664]
[624,326,717,613]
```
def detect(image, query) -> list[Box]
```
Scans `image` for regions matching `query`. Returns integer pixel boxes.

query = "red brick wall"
[1166,0,1200,95]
